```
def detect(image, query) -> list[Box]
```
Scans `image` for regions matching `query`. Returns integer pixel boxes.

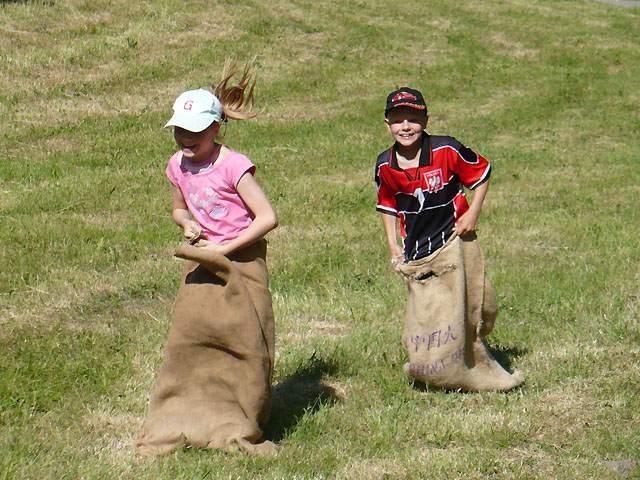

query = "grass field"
[1,0,639,478]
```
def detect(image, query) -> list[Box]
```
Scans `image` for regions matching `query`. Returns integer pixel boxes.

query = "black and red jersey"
[375,133,491,261]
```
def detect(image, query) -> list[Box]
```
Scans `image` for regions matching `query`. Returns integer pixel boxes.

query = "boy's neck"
[392,133,431,170]
[395,142,422,168]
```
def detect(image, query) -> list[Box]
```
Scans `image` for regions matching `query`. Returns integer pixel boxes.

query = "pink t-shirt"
[166,148,256,243]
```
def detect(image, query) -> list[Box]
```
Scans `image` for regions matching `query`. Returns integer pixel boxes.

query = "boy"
[375,87,491,264]
[374,87,522,391]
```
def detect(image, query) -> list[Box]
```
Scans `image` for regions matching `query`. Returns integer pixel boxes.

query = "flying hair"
[213,59,257,121]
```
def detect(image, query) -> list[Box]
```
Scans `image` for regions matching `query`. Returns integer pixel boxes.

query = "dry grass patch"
[70,211,134,228]
[486,219,569,260]
[8,84,174,128]
[489,132,529,150]
[0,188,16,211]
[490,32,539,59]
[0,252,176,336]
[263,99,337,123]
[528,389,600,446]
[0,3,239,126]
[5,134,87,161]
[83,407,139,463]
[474,86,529,118]
[280,316,350,345]
[335,457,409,480]
[268,224,341,245]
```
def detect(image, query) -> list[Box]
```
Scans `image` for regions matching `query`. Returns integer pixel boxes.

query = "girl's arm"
[171,184,201,240]
[455,179,489,236]
[199,172,278,256]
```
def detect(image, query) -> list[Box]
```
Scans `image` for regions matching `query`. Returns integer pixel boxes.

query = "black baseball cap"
[384,87,427,117]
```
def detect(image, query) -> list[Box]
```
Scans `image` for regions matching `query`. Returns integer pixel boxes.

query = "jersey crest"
[423,168,444,193]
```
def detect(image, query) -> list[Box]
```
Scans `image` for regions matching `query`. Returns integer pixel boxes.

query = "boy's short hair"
[385,87,427,117]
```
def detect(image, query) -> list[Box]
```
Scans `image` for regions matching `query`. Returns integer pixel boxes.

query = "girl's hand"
[193,239,230,256]
[182,221,202,243]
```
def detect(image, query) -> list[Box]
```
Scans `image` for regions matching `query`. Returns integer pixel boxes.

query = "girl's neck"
[209,142,223,164]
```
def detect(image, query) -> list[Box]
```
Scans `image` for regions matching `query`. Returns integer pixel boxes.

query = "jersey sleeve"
[375,162,398,216]
[448,138,492,189]
[225,152,256,187]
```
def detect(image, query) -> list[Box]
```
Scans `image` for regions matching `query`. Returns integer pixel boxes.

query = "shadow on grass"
[264,353,341,443]
[487,344,527,372]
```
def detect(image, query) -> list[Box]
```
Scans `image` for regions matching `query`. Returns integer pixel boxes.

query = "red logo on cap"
[183,100,193,111]
[392,92,417,102]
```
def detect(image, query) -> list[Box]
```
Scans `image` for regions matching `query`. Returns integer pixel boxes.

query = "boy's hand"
[456,180,488,238]
[455,211,479,237]
[390,254,404,272]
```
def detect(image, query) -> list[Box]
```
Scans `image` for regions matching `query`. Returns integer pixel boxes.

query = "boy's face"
[385,107,427,149]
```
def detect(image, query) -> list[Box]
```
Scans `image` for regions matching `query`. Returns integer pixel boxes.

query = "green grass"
[1,0,639,478]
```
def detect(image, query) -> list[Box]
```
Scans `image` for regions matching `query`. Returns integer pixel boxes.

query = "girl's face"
[385,107,427,149]
[173,123,220,163]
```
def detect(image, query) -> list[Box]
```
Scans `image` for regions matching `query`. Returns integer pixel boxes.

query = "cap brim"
[391,102,426,110]
[385,102,427,116]
[164,112,216,132]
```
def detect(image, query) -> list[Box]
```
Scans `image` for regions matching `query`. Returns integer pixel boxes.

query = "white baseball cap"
[164,89,223,132]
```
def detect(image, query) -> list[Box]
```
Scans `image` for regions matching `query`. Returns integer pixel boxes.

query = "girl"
[136,62,278,457]
[165,62,278,254]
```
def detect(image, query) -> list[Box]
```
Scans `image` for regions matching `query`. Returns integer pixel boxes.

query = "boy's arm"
[380,212,404,262]
[455,179,489,236]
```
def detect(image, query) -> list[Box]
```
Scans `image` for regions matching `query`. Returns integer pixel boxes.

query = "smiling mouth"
[180,144,197,158]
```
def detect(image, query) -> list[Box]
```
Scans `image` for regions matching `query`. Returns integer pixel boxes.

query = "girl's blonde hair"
[213,59,257,121]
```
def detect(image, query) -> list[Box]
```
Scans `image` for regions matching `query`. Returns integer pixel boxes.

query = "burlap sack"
[398,234,523,392]
[135,240,276,456]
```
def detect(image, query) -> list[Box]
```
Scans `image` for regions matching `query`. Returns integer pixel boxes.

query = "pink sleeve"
[165,152,181,186]
[225,152,256,187]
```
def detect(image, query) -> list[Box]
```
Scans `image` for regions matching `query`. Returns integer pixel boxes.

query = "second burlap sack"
[397,234,523,392]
